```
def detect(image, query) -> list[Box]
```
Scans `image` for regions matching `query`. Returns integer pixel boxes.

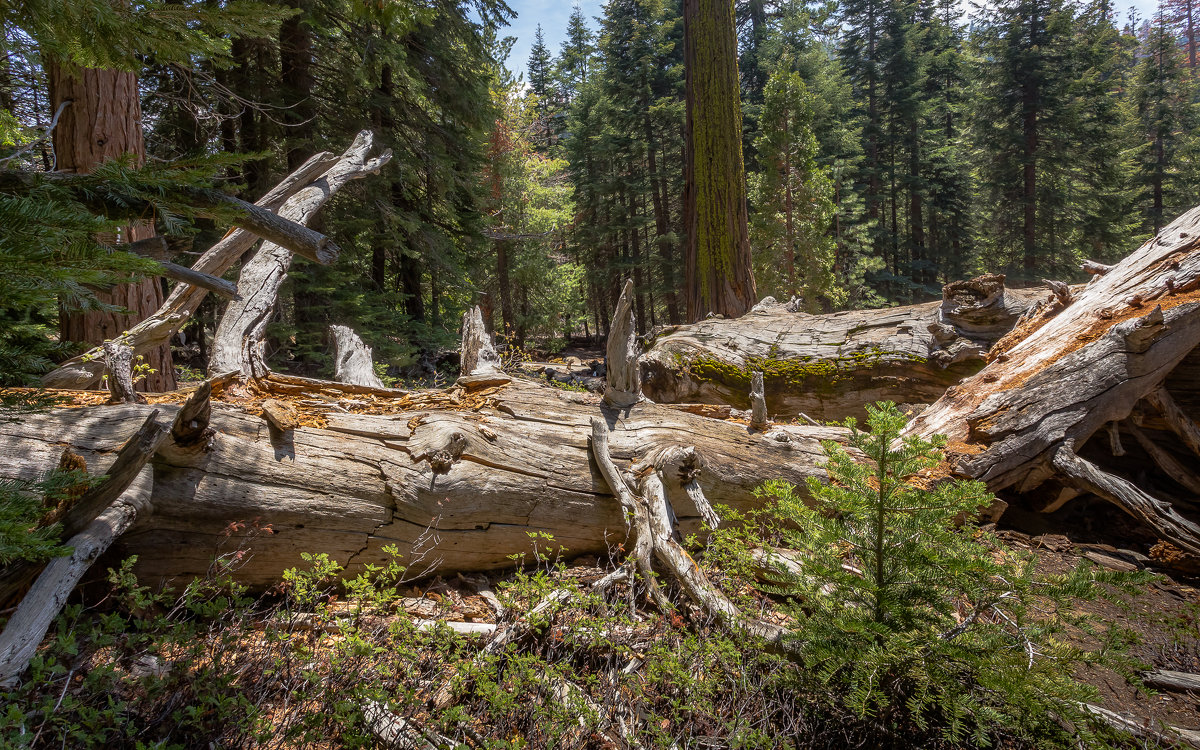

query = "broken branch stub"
[750,371,768,430]
[103,341,143,403]
[604,279,641,408]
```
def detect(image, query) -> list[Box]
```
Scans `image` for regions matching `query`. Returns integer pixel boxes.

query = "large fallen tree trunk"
[907,206,1200,554]
[641,276,1052,420]
[0,379,842,589]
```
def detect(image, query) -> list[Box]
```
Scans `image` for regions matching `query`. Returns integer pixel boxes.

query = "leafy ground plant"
[750,401,1154,748]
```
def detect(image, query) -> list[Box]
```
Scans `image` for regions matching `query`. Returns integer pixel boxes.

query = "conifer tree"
[527,25,557,150]
[749,70,837,308]
[1132,8,1200,234]
[684,0,757,320]
[555,5,595,105]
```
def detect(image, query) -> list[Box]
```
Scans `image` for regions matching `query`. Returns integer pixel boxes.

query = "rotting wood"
[330,325,386,389]
[42,151,341,390]
[905,205,1200,547]
[0,468,154,688]
[605,279,642,408]
[209,132,392,378]
[0,380,839,588]
[1084,703,1200,749]
[261,399,300,432]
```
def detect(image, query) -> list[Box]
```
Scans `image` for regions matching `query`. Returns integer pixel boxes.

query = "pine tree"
[749,70,837,308]
[527,25,557,150]
[555,4,595,105]
[1132,8,1200,235]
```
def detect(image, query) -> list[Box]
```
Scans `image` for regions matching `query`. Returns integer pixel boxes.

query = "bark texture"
[908,206,1200,554]
[47,61,175,391]
[683,0,755,321]
[643,276,1049,420]
[0,380,842,589]
[330,325,386,389]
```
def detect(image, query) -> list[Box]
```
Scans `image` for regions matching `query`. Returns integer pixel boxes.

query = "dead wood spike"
[330,325,386,389]
[604,279,642,408]
[749,371,768,430]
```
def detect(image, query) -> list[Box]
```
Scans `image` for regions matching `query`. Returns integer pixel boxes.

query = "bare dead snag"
[330,325,386,389]
[210,132,392,378]
[604,279,642,408]
[43,151,341,389]
[458,306,508,388]
[0,467,155,687]
[103,341,142,403]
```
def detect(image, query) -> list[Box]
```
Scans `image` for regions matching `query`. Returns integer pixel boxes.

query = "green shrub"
[752,401,1152,748]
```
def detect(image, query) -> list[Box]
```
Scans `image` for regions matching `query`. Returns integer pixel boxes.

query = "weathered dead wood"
[749,371,768,430]
[182,187,337,265]
[157,260,238,299]
[260,399,300,432]
[1082,260,1114,276]
[170,381,213,448]
[264,371,407,398]
[459,306,502,378]
[43,151,341,390]
[1084,703,1200,749]
[103,341,142,404]
[1124,422,1200,495]
[1051,446,1200,555]
[605,279,642,408]
[0,468,153,687]
[209,132,392,378]
[330,325,386,389]
[905,206,1200,550]
[0,411,168,608]
[1143,670,1200,693]
[1147,386,1200,458]
[0,380,839,589]
[642,275,1049,420]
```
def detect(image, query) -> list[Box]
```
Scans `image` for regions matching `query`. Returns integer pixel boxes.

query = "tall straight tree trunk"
[48,61,176,392]
[1021,9,1041,275]
[684,0,756,321]
[280,0,315,171]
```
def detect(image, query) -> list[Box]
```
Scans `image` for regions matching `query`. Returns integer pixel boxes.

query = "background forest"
[3,0,1200,383]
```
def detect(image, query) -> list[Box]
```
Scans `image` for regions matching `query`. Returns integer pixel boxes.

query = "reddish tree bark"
[48,62,176,392]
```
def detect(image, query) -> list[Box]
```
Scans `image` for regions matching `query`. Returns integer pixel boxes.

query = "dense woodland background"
[4,0,1200,384]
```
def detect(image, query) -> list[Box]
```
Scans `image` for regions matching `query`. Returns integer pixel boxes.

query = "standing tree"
[684,0,757,320]
[748,69,837,308]
[46,60,176,392]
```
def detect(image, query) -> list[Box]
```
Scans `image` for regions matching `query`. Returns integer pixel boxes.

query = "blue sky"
[502,0,1161,79]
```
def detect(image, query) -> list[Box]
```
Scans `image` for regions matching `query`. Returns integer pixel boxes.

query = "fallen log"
[908,205,1200,554]
[0,380,842,589]
[641,275,1051,421]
